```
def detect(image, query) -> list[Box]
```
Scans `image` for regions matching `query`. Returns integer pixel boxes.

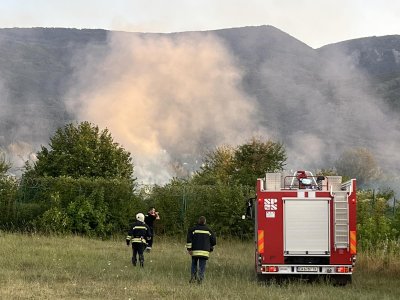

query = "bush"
[0,175,18,229]
[357,189,397,250]
[149,180,254,237]
[14,176,142,236]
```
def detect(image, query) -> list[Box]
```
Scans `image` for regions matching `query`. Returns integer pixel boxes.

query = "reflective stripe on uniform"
[133,226,147,230]
[192,250,210,257]
[126,235,131,240]
[193,230,211,235]
[186,243,192,249]
[131,237,147,244]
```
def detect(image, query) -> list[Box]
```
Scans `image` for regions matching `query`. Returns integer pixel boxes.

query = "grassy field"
[1,232,400,299]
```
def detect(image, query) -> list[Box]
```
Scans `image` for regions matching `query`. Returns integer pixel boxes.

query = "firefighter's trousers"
[191,256,207,281]
[147,227,154,248]
[132,242,146,267]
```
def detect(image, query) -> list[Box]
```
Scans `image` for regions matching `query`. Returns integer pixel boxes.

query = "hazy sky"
[1,0,399,48]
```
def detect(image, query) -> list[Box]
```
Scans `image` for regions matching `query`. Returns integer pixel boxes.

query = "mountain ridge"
[0,26,399,182]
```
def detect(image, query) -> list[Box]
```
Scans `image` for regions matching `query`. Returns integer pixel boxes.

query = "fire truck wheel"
[256,274,267,282]
[332,275,352,286]
[256,274,276,283]
[256,274,285,284]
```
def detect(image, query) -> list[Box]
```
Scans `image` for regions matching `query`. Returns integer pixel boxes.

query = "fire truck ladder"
[333,191,349,250]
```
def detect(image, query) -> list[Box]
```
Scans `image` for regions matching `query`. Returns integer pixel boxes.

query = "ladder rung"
[334,191,349,249]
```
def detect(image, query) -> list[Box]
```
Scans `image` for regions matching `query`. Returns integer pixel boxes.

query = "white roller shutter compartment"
[284,199,330,255]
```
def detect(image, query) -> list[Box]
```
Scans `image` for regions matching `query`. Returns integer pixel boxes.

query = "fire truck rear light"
[336,266,349,273]
[268,266,279,272]
[262,266,279,272]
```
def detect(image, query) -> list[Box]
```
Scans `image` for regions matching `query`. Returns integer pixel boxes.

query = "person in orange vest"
[126,213,152,267]
[186,216,216,284]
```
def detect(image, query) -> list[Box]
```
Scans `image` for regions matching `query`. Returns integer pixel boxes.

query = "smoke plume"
[256,45,400,194]
[2,28,399,194]
[65,30,400,192]
[66,32,260,183]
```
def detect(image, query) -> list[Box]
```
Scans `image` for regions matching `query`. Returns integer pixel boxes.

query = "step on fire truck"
[246,171,357,285]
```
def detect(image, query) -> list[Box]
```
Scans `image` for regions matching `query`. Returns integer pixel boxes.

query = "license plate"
[297,266,318,272]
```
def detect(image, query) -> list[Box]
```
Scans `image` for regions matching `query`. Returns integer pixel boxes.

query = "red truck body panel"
[254,172,357,278]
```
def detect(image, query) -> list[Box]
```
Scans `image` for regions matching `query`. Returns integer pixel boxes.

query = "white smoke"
[2,28,399,194]
[257,44,400,195]
[66,32,260,183]
[65,30,400,192]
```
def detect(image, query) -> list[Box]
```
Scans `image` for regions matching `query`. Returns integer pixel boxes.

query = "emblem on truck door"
[264,198,277,210]
[264,199,277,218]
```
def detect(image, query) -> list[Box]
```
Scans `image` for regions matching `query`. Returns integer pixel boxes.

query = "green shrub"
[149,181,253,237]
[14,176,142,236]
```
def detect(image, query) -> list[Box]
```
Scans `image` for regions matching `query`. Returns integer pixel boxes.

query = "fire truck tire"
[256,274,275,283]
[256,274,267,282]
[332,275,352,286]
[256,274,285,284]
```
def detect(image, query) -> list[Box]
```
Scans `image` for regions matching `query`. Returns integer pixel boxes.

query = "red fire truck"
[248,170,357,284]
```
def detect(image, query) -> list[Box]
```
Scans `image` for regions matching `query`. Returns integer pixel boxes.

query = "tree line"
[0,121,399,250]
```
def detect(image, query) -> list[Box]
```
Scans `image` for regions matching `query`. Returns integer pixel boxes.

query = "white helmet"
[136,213,145,223]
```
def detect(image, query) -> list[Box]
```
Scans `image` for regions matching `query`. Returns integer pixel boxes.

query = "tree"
[192,145,235,185]
[335,148,380,187]
[356,190,393,249]
[193,137,287,187]
[0,152,18,227]
[25,121,134,180]
[232,137,287,186]
[0,152,10,176]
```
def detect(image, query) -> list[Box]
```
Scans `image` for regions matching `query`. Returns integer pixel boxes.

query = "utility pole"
[372,189,375,208]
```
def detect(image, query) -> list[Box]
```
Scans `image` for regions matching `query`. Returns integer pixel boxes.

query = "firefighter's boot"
[189,275,197,283]
[139,253,144,267]
[132,257,137,266]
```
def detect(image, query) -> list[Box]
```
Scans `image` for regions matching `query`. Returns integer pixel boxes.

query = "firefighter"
[186,216,216,284]
[126,213,152,267]
[144,207,160,252]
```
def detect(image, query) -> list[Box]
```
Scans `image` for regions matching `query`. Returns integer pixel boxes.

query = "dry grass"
[357,240,400,276]
[0,232,400,299]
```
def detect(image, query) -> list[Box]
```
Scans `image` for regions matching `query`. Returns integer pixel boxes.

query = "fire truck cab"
[249,171,357,285]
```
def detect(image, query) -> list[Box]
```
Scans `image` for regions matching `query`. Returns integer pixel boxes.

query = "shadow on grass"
[256,274,352,287]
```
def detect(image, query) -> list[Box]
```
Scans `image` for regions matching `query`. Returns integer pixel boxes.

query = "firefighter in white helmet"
[126,213,152,267]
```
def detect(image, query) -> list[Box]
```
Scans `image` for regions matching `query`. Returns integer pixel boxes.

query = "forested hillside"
[1,26,399,182]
